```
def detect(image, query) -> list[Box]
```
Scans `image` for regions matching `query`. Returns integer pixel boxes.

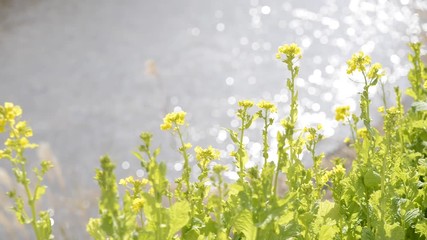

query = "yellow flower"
[195,146,220,167]
[280,119,293,129]
[238,100,254,108]
[119,176,135,185]
[377,106,385,113]
[160,122,172,131]
[346,51,371,74]
[317,124,323,130]
[320,171,332,184]
[11,121,33,138]
[335,106,350,122]
[333,165,346,177]
[131,198,145,212]
[367,63,384,79]
[19,137,29,147]
[386,106,399,114]
[118,179,127,185]
[257,100,277,113]
[344,137,351,144]
[179,142,192,151]
[276,43,302,60]
[3,102,22,122]
[160,111,187,131]
[423,80,427,89]
[0,119,6,133]
[307,133,315,141]
[357,128,368,139]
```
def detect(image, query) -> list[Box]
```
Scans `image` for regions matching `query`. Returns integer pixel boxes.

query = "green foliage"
[84,42,427,239]
[0,103,53,239]
[3,42,427,239]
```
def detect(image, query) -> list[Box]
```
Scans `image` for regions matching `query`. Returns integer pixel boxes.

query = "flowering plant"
[2,43,427,239]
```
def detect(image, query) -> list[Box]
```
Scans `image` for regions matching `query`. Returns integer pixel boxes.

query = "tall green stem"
[177,127,190,193]
[262,109,269,167]
[238,110,246,179]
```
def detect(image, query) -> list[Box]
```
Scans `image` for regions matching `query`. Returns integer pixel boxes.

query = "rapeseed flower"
[346,51,371,74]
[11,121,33,138]
[357,128,368,139]
[3,102,22,122]
[257,100,277,113]
[160,111,187,131]
[238,100,254,108]
[131,198,145,212]
[0,119,5,133]
[280,119,293,129]
[333,164,346,177]
[367,63,384,79]
[276,43,302,60]
[194,146,220,168]
[119,176,135,185]
[307,133,315,141]
[335,106,350,122]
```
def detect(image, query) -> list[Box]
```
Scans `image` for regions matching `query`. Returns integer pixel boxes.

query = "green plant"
[2,41,427,239]
[0,103,53,239]
[84,42,427,239]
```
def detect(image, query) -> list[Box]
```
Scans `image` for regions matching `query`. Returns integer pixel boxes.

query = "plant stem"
[19,157,40,240]
[177,127,190,194]
[238,110,246,179]
[262,109,269,167]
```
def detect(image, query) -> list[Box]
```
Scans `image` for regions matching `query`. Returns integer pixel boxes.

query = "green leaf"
[168,201,191,238]
[319,225,338,240]
[364,169,381,188]
[406,88,417,99]
[412,101,427,112]
[412,120,427,129]
[403,209,420,226]
[277,211,293,226]
[87,218,105,240]
[234,209,257,240]
[361,227,374,240]
[415,220,427,238]
[384,223,404,240]
[226,128,240,145]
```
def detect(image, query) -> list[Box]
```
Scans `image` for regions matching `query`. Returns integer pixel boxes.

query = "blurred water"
[0,0,426,238]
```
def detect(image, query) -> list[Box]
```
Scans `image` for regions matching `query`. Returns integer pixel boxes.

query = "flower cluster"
[280,119,293,129]
[238,100,254,108]
[357,127,368,139]
[0,103,37,152]
[276,43,302,61]
[335,105,350,122]
[160,111,187,131]
[346,51,371,74]
[367,63,384,80]
[131,198,145,212]
[0,102,23,133]
[119,176,149,187]
[257,100,277,113]
[194,146,220,168]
